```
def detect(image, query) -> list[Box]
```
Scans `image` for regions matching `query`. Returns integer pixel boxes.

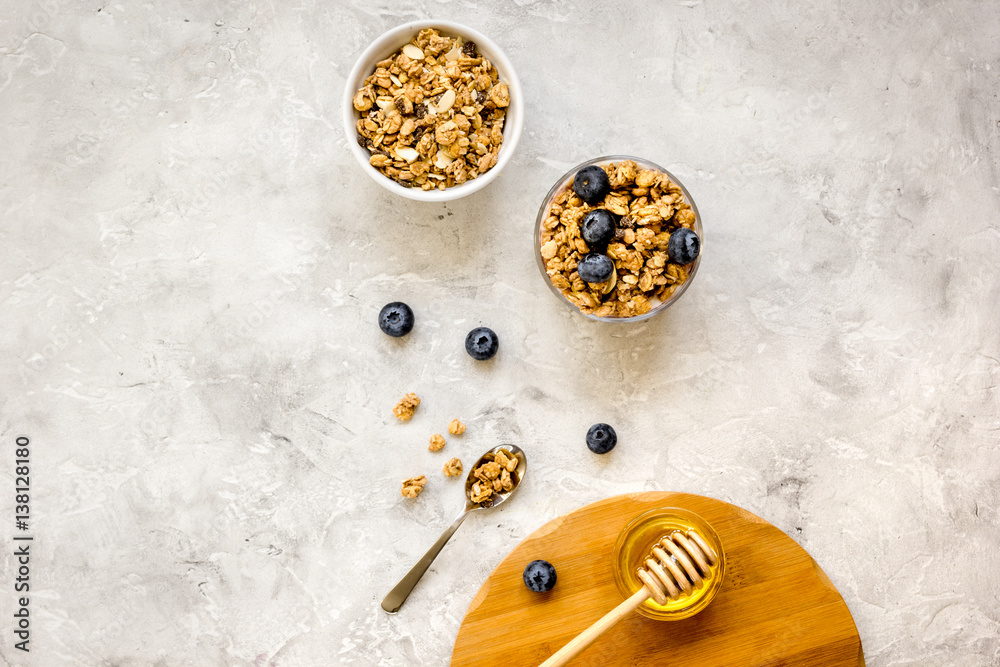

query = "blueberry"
[581,209,616,248]
[465,327,499,360]
[573,166,611,204]
[576,253,615,284]
[586,423,617,454]
[668,227,701,265]
[378,302,414,337]
[523,560,557,592]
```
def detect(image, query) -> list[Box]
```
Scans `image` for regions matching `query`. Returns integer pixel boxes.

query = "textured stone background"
[2,0,998,665]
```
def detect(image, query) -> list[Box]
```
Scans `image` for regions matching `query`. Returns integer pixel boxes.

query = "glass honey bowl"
[611,507,726,621]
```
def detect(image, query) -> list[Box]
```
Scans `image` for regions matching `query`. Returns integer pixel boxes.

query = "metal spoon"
[380,444,528,614]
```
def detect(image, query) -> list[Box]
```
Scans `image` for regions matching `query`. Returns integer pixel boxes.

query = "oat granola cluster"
[428,433,446,451]
[352,28,510,190]
[443,457,463,477]
[401,475,427,498]
[469,448,518,506]
[392,392,421,421]
[540,161,699,318]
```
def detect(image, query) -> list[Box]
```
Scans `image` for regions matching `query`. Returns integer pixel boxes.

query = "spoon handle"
[381,508,471,613]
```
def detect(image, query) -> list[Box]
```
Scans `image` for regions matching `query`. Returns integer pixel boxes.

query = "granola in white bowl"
[344,21,523,202]
[352,28,509,190]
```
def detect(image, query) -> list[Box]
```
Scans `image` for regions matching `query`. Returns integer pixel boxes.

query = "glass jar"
[611,506,726,620]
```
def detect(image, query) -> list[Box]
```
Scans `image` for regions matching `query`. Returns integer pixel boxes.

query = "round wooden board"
[452,492,865,666]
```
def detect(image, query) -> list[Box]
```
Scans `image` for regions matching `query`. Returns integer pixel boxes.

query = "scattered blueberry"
[573,166,611,204]
[586,423,617,454]
[576,253,615,284]
[668,227,701,265]
[581,209,616,248]
[523,560,557,592]
[465,327,499,360]
[378,302,414,337]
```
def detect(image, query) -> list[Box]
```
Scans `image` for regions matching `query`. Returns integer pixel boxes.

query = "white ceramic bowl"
[343,20,523,202]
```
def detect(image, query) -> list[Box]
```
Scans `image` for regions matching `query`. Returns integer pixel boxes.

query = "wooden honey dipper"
[538,529,720,667]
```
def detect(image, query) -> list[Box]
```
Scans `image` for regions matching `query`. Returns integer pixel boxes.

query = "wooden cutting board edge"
[452,491,866,666]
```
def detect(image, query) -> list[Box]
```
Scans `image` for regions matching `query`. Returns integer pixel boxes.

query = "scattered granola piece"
[392,392,421,421]
[448,419,466,435]
[401,475,427,498]
[428,433,446,451]
[443,458,463,477]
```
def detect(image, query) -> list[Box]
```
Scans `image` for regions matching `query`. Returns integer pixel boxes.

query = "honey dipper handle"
[538,586,651,667]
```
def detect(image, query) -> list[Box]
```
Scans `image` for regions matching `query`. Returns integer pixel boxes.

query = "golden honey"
[612,507,726,620]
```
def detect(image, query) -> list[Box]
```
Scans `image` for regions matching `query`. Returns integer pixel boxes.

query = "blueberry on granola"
[581,209,616,248]
[465,327,499,360]
[378,302,414,337]
[668,227,700,265]
[577,253,615,284]
[523,560,557,592]
[573,166,611,204]
[586,423,617,454]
